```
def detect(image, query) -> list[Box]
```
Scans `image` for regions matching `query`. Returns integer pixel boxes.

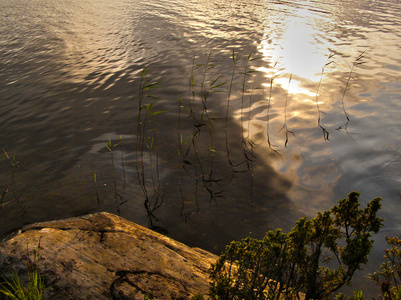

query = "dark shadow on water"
[0,55,303,255]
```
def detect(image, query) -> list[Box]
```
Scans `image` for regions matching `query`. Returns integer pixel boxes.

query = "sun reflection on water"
[245,5,345,210]
[259,8,332,81]
[251,5,340,141]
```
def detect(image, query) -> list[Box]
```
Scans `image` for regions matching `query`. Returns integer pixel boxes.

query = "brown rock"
[0,212,217,299]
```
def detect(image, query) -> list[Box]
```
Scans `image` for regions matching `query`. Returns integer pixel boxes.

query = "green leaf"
[147,110,168,117]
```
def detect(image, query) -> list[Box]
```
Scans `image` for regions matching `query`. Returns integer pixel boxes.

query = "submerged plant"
[315,53,335,141]
[135,67,167,227]
[1,150,24,211]
[278,74,295,147]
[93,172,100,206]
[337,51,365,134]
[224,49,245,174]
[266,61,282,155]
[239,53,259,203]
[105,136,126,214]
[178,53,228,217]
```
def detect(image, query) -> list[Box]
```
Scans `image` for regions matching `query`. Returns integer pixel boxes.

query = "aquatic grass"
[93,172,100,206]
[177,92,195,214]
[187,55,197,118]
[180,53,228,210]
[337,51,365,134]
[89,52,370,223]
[0,49,372,246]
[266,61,282,156]
[119,135,127,189]
[0,50,364,230]
[3,150,18,197]
[175,50,365,210]
[1,150,24,210]
[224,49,249,179]
[105,137,126,214]
[278,74,295,147]
[240,53,259,141]
[93,135,127,211]
[0,48,373,256]
[135,67,167,228]
[194,53,221,178]
[145,124,164,220]
[199,51,217,124]
[178,56,204,216]
[136,68,153,219]
[179,50,261,205]
[188,55,212,209]
[177,102,195,215]
[202,75,226,204]
[224,50,240,173]
[239,53,259,204]
[315,53,335,141]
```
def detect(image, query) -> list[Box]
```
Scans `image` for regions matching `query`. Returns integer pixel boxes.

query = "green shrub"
[209,192,384,300]
[370,236,401,300]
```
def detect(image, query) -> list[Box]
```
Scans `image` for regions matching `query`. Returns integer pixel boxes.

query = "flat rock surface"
[0,212,218,299]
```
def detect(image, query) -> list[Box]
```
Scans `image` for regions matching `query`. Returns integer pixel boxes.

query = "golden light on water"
[258,7,332,86]
[272,77,316,97]
[239,7,339,177]
[239,6,338,146]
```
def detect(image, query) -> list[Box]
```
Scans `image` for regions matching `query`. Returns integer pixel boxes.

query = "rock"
[0,212,218,299]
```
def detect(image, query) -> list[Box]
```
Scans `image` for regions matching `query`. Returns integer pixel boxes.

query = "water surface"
[1,0,400,295]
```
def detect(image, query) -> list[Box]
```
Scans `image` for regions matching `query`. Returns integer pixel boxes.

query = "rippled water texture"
[1,0,400,295]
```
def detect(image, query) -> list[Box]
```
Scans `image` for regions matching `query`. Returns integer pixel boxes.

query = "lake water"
[1,0,400,295]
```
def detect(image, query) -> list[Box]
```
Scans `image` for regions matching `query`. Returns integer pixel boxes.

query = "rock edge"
[0,212,218,299]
